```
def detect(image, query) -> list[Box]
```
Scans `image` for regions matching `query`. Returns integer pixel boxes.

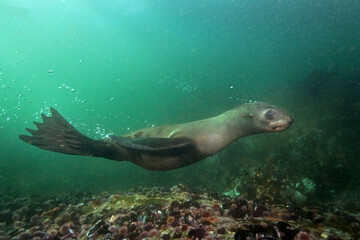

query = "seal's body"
[19,102,293,170]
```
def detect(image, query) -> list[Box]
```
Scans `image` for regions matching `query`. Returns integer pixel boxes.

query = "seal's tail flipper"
[19,108,112,158]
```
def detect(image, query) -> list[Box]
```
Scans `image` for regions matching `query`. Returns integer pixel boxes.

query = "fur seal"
[19,102,293,171]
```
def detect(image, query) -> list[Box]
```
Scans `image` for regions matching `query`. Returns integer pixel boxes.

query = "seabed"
[0,185,359,240]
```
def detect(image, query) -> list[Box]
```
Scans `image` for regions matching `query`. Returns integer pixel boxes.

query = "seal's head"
[244,102,294,133]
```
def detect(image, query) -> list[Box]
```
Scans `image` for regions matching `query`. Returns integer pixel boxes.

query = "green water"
[0,0,359,203]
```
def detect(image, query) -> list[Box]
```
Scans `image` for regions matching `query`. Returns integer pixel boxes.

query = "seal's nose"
[289,116,294,124]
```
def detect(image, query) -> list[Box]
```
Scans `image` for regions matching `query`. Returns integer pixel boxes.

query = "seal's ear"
[243,113,254,119]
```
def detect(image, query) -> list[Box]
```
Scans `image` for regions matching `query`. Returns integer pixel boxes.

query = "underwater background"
[0,0,359,208]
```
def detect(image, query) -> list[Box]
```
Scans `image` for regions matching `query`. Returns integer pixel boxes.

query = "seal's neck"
[216,106,261,141]
[191,104,265,156]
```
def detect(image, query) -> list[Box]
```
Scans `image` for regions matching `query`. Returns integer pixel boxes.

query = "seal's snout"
[283,115,294,129]
[269,112,294,132]
[288,116,294,124]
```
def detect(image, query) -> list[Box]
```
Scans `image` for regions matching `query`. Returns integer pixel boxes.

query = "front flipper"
[109,135,199,170]
[110,136,195,156]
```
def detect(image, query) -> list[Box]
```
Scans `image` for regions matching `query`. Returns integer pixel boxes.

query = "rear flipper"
[19,108,119,159]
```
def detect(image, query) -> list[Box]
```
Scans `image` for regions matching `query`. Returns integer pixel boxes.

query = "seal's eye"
[265,110,274,120]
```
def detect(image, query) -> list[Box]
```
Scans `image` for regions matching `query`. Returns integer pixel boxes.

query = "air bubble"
[175,77,198,93]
